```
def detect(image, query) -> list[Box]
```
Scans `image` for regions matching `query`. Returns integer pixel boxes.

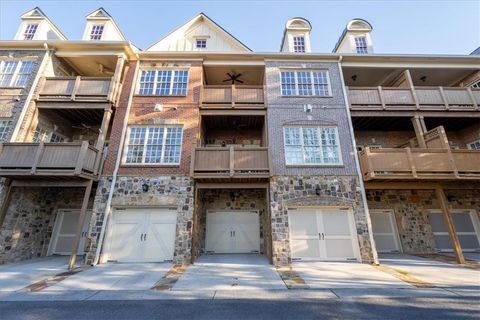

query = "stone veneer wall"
[0,187,94,264]
[194,189,267,256]
[85,175,194,265]
[366,188,480,253]
[270,175,375,265]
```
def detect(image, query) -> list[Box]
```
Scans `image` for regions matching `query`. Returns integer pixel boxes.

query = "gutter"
[93,57,140,265]
[337,55,380,265]
[10,42,51,142]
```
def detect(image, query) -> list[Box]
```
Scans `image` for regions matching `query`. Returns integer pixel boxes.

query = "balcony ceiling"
[203,115,264,129]
[343,67,478,87]
[61,56,118,77]
[352,116,479,131]
[204,66,264,85]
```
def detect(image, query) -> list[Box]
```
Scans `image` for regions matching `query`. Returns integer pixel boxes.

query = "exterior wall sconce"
[315,185,321,196]
[142,183,149,192]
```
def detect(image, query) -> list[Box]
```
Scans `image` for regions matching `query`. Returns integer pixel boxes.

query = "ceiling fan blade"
[235,73,242,78]
[222,79,231,82]
[235,79,244,84]
[227,73,233,78]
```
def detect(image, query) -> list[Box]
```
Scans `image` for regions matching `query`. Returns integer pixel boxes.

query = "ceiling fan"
[223,72,244,84]
[72,123,98,134]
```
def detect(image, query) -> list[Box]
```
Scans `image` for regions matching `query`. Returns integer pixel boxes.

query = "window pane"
[0,120,11,141]
[24,24,38,40]
[14,61,35,86]
[171,70,188,95]
[163,127,183,163]
[302,128,321,163]
[90,25,104,40]
[312,71,329,96]
[126,127,146,163]
[284,127,303,164]
[293,36,305,53]
[280,71,296,96]
[0,61,18,87]
[321,128,340,163]
[285,146,303,164]
[145,127,164,163]
[297,71,313,96]
[139,70,156,95]
[355,37,368,54]
[155,70,173,95]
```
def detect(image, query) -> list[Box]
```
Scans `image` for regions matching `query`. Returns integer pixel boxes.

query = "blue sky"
[0,0,479,54]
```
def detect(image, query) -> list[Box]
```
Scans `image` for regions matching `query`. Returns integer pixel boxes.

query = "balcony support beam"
[411,116,426,148]
[435,187,465,264]
[68,180,93,271]
[0,179,13,229]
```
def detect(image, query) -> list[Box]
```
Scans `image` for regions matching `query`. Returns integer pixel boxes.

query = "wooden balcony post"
[68,180,93,270]
[438,86,449,110]
[190,149,196,177]
[231,84,236,108]
[364,147,375,179]
[377,86,386,110]
[0,179,13,229]
[30,142,45,175]
[75,141,90,175]
[410,116,427,148]
[107,56,125,103]
[405,147,418,178]
[466,87,478,110]
[229,146,234,177]
[435,187,465,264]
[71,76,81,101]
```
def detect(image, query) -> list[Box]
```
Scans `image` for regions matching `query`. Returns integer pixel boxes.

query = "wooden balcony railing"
[347,86,479,111]
[201,85,264,108]
[37,76,112,102]
[191,147,270,179]
[359,147,480,181]
[0,142,99,179]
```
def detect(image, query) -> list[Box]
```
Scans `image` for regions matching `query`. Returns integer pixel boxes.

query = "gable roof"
[20,7,67,40]
[146,12,251,52]
[85,7,127,41]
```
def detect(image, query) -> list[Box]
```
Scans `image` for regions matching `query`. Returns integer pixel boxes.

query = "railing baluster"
[30,142,45,175]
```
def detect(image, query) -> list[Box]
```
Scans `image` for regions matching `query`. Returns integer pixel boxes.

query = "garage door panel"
[459,234,480,250]
[290,211,318,238]
[429,211,480,252]
[322,211,351,236]
[234,213,260,253]
[453,213,476,232]
[144,222,176,262]
[374,234,399,252]
[109,222,142,262]
[371,213,393,233]
[324,239,355,258]
[370,210,401,253]
[291,239,320,259]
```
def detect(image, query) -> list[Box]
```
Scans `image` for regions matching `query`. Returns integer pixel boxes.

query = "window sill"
[280,95,333,98]
[134,94,188,98]
[285,164,345,168]
[121,163,181,167]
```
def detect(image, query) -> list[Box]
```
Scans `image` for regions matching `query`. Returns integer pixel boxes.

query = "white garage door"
[107,208,177,262]
[289,208,359,261]
[49,210,92,255]
[205,211,260,254]
[370,210,402,253]
[429,210,480,252]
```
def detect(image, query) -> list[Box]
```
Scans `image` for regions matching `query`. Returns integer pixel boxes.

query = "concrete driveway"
[379,254,480,290]
[44,262,172,291]
[293,261,412,289]
[0,256,70,291]
[173,254,286,291]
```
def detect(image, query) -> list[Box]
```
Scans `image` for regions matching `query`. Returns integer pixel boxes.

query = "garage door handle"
[140,233,144,241]
[233,231,235,237]
[322,233,325,240]
[144,233,147,241]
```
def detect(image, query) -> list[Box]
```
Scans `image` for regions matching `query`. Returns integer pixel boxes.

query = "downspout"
[93,57,140,265]
[337,56,379,265]
[10,42,51,142]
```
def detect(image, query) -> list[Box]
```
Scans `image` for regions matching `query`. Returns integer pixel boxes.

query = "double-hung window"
[355,36,368,54]
[32,126,65,143]
[293,36,306,53]
[138,69,189,96]
[469,80,480,89]
[90,25,104,40]
[467,139,480,150]
[23,24,38,40]
[125,126,183,164]
[0,60,35,87]
[280,70,330,96]
[196,39,207,49]
[0,120,12,141]
[284,126,341,165]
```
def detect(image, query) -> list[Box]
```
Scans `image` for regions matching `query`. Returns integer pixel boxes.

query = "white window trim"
[279,69,332,97]
[292,35,306,53]
[122,125,183,166]
[354,36,368,54]
[136,69,190,96]
[283,126,343,166]
[195,38,207,49]
[0,60,35,88]
[90,24,105,40]
[467,139,480,150]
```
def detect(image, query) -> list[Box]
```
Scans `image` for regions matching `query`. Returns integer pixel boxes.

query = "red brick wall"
[102,60,201,177]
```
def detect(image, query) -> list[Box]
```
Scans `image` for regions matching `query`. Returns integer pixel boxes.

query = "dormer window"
[293,36,306,53]
[196,39,207,49]
[90,25,104,40]
[23,24,38,40]
[355,36,368,54]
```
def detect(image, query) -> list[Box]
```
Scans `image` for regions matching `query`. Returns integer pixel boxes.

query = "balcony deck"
[201,85,265,109]
[191,147,270,181]
[359,147,480,181]
[36,76,112,103]
[0,142,99,180]
[348,86,479,112]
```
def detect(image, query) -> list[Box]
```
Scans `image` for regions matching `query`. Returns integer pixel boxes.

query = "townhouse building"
[0,8,478,270]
